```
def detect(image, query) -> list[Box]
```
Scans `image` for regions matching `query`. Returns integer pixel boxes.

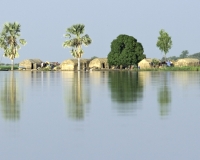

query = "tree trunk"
[11,59,14,71]
[77,57,80,71]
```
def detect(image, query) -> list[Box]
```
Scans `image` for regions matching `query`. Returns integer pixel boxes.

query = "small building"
[138,58,153,69]
[89,58,108,69]
[19,59,43,70]
[174,58,200,67]
[60,59,90,70]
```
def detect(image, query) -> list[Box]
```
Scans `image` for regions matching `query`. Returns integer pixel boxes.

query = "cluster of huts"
[19,58,109,70]
[138,58,200,69]
[18,57,200,71]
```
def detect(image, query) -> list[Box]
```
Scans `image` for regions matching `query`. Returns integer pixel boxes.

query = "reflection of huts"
[138,58,153,69]
[174,58,200,67]
[60,59,90,70]
[19,59,42,70]
[89,58,108,69]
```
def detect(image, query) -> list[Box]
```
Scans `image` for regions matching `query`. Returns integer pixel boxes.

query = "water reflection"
[157,72,171,117]
[62,72,90,120]
[0,72,22,121]
[108,71,143,113]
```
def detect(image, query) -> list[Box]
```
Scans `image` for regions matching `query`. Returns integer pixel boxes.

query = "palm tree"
[62,24,92,71]
[0,22,27,70]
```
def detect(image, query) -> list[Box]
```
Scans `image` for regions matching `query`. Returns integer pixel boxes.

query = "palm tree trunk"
[11,59,14,71]
[77,58,80,71]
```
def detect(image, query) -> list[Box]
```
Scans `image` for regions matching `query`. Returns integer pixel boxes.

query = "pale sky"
[1,0,200,63]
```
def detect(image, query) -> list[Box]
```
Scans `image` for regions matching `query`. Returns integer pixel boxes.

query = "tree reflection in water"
[63,72,90,120]
[0,72,22,121]
[108,71,144,113]
[158,86,171,116]
[157,73,171,117]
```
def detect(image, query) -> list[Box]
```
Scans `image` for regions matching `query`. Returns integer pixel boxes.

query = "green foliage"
[0,22,27,70]
[107,34,146,67]
[156,29,172,59]
[0,65,18,70]
[162,66,200,71]
[179,50,189,58]
[152,58,160,66]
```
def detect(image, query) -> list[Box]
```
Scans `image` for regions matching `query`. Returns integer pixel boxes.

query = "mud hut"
[138,58,153,69]
[19,59,42,70]
[60,59,90,70]
[174,58,200,67]
[89,58,108,69]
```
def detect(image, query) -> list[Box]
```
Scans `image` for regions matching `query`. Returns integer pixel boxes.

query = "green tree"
[107,34,146,69]
[151,58,160,67]
[62,24,92,71]
[179,50,189,58]
[156,29,172,60]
[0,22,27,70]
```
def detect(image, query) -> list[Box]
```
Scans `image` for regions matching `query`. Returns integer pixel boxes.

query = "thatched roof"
[174,58,200,66]
[61,59,90,65]
[20,59,42,64]
[138,58,152,68]
[89,58,108,68]
[91,58,107,62]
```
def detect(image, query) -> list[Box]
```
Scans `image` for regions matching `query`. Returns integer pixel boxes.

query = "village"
[17,57,200,71]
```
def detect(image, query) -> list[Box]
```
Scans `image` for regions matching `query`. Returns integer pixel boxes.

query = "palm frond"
[66,24,85,37]
[19,39,27,45]
[64,33,71,38]
[82,34,92,46]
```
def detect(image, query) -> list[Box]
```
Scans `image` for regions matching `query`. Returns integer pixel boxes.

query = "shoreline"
[1,67,200,72]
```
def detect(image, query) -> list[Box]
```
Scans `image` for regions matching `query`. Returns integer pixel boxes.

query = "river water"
[0,71,200,160]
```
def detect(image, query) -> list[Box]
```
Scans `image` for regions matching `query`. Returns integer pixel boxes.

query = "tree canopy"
[107,34,146,68]
[156,29,172,60]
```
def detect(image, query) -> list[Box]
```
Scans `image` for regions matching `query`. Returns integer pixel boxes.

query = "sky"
[1,0,200,64]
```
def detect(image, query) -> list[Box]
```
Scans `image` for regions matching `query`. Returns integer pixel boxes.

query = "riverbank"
[92,66,200,71]
[1,65,200,71]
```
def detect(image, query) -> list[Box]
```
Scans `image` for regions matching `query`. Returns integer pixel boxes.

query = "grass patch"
[139,66,200,71]
[0,65,19,70]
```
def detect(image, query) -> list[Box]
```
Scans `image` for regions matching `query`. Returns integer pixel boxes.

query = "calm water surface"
[0,71,200,160]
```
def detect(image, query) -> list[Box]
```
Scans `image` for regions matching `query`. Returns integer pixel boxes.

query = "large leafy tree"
[156,29,172,60]
[107,34,146,68]
[0,22,27,70]
[62,24,92,71]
